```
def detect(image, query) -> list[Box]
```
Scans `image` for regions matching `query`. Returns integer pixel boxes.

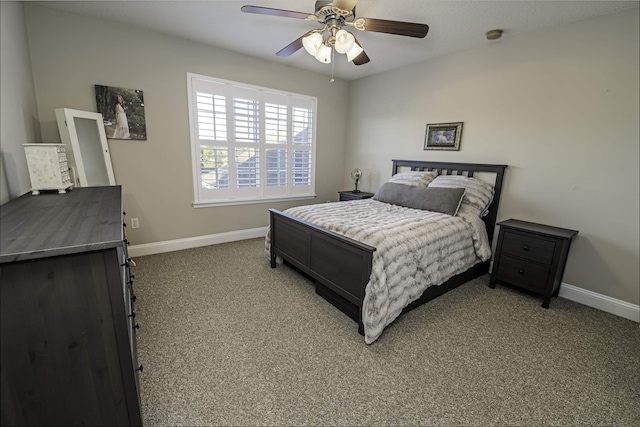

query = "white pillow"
[428,175,494,217]
[388,171,438,187]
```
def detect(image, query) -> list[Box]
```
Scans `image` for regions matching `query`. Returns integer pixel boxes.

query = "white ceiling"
[30,0,640,81]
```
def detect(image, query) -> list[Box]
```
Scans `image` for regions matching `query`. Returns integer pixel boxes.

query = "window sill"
[193,194,317,208]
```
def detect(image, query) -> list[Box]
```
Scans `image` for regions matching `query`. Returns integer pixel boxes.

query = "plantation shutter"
[188,73,316,205]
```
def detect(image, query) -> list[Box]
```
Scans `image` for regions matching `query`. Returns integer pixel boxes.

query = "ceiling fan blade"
[276,31,315,57]
[332,0,359,12]
[241,5,311,20]
[355,17,429,38]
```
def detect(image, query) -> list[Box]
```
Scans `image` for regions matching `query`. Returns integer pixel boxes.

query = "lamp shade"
[334,29,355,54]
[346,42,364,62]
[315,43,332,63]
[351,168,362,180]
[302,32,323,56]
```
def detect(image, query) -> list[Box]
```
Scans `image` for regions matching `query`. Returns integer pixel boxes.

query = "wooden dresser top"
[1,186,122,263]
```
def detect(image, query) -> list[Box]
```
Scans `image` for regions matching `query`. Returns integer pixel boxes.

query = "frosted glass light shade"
[334,29,355,54]
[315,43,332,63]
[346,43,364,62]
[302,32,323,56]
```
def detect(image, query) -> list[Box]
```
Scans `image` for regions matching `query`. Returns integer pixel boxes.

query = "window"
[187,73,317,206]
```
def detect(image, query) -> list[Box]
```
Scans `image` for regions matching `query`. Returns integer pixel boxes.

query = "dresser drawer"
[496,255,551,291]
[502,231,555,265]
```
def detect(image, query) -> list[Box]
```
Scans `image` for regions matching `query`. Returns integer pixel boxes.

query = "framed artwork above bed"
[424,122,463,151]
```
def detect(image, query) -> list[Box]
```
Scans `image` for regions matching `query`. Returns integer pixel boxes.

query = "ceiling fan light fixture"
[346,42,364,62]
[334,29,355,53]
[302,32,323,56]
[315,42,332,63]
[240,2,428,68]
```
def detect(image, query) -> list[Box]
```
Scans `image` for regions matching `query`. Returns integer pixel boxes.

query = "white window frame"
[187,72,318,207]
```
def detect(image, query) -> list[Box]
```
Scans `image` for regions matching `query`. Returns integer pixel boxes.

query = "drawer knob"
[522,245,529,251]
[131,295,137,302]
[136,364,143,373]
[518,269,524,275]
[134,323,140,330]
[128,312,136,319]
[121,258,136,268]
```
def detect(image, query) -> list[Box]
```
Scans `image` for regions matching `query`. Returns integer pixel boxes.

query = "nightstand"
[489,219,578,308]
[339,190,374,201]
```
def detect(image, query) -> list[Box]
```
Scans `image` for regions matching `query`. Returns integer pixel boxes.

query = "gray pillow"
[373,182,466,215]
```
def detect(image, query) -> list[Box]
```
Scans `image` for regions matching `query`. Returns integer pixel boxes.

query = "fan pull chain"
[330,47,335,83]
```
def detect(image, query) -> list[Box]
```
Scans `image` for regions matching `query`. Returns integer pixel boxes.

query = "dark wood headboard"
[391,160,508,243]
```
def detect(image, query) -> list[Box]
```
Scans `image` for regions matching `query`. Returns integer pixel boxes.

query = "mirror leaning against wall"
[55,108,116,187]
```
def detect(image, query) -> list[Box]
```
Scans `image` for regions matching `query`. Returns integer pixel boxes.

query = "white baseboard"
[130,236,639,323]
[490,260,639,323]
[128,227,268,258]
[559,283,640,323]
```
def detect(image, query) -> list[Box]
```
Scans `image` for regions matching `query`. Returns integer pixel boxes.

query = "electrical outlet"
[131,218,139,229]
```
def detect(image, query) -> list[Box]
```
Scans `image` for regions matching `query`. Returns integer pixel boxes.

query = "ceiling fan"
[241,1,429,66]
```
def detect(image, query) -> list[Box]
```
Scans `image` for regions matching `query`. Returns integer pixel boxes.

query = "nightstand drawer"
[502,231,555,265]
[496,255,550,291]
[339,191,374,201]
[490,219,578,308]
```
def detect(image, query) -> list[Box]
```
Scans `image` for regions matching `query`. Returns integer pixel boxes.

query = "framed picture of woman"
[95,85,147,140]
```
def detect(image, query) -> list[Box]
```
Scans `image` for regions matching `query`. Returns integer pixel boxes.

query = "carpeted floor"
[132,238,640,426]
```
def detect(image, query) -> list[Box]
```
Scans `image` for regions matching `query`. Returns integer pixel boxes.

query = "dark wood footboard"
[269,160,507,339]
[269,208,375,332]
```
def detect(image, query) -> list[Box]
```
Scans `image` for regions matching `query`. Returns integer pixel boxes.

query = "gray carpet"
[132,238,640,426]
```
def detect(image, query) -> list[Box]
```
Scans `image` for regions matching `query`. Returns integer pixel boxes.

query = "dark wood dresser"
[489,219,578,308]
[0,186,142,426]
[338,190,374,201]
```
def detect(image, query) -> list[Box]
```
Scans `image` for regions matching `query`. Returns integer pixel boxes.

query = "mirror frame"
[55,108,116,187]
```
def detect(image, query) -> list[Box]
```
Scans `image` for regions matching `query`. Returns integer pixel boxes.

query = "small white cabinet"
[23,143,73,195]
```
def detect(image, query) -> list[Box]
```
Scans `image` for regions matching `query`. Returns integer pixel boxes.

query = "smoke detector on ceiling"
[486,29,503,40]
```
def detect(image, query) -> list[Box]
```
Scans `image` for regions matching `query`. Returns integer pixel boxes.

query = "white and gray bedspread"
[266,199,492,344]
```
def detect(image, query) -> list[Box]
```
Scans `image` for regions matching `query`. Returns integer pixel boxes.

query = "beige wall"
[0,1,41,204]
[345,11,639,305]
[23,4,349,243]
[10,5,639,306]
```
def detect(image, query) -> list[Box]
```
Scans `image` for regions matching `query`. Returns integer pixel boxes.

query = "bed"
[268,160,507,343]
